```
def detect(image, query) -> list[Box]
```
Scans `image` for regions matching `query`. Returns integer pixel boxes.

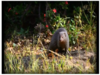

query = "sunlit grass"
[4,37,96,73]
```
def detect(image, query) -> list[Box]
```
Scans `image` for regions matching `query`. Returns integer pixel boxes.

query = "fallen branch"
[48,50,65,58]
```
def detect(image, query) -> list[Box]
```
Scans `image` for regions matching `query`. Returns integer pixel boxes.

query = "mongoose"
[49,28,70,56]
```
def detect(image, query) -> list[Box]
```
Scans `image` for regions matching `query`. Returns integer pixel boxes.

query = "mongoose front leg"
[65,48,71,56]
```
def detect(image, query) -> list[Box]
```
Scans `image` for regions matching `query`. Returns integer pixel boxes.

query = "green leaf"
[58,63,61,68]
[74,16,79,19]
[64,20,66,24]
[13,43,17,47]
[52,30,55,34]
[73,41,75,44]
[71,19,75,23]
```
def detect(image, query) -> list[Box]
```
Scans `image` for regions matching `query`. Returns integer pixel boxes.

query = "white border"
[0,0,1,74]
[2,0,99,1]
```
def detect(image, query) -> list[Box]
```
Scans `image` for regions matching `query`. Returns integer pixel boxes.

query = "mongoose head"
[59,32,66,43]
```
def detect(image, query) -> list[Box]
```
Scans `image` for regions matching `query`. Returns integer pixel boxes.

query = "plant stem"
[90,2,93,26]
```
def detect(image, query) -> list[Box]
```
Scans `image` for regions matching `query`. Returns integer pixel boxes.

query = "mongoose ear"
[64,32,66,36]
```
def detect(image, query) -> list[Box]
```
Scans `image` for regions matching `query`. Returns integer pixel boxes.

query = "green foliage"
[46,10,69,29]
[10,28,29,40]
[81,2,96,26]
[17,28,29,36]
[55,15,67,28]
[5,4,26,25]
[59,2,68,10]
[45,2,81,45]
[46,10,54,18]
[68,19,80,45]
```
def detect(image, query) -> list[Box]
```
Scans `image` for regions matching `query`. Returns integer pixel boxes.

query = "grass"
[4,35,96,73]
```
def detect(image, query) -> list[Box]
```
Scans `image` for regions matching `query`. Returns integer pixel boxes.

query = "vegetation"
[3,1,98,74]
